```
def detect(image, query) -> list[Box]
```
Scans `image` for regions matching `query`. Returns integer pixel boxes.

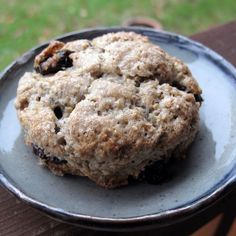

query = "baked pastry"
[15,32,202,188]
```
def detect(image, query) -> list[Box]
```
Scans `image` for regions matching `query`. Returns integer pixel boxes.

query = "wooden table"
[1,21,236,236]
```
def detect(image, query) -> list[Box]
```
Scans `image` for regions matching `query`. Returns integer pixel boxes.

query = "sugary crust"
[15,32,202,188]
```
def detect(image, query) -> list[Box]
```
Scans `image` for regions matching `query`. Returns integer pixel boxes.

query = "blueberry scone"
[15,32,202,188]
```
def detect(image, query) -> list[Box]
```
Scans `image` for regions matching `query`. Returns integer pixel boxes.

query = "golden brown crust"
[15,32,202,188]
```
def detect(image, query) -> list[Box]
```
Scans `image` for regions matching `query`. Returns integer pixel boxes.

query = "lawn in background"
[0,0,235,70]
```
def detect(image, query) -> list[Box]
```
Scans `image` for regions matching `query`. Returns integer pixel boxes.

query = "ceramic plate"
[0,27,236,231]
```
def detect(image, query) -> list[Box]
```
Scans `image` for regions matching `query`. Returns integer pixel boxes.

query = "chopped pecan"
[34,41,73,75]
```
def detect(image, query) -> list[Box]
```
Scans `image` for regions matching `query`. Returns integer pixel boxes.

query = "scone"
[15,32,202,188]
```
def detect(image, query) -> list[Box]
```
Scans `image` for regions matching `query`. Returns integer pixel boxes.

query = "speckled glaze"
[0,27,236,231]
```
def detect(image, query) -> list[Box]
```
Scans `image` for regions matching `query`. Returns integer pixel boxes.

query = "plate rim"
[0,26,236,230]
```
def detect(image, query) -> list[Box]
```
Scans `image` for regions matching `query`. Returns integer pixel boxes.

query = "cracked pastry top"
[15,32,202,188]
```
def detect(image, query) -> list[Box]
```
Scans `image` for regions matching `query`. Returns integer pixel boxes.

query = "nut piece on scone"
[15,32,202,189]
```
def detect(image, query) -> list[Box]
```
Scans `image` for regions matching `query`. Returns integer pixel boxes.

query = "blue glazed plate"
[0,27,236,231]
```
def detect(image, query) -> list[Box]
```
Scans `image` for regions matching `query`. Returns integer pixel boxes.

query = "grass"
[0,0,235,70]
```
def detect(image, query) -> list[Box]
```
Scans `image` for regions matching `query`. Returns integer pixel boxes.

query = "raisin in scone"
[15,32,202,188]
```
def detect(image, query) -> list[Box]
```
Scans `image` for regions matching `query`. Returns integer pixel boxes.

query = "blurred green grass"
[0,0,235,70]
